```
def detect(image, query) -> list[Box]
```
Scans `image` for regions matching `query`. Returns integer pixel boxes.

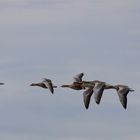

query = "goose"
[61,73,85,90]
[61,73,94,109]
[81,80,114,104]
[30,78,57,94]
[113,85,134,109]
[93,80,115,104]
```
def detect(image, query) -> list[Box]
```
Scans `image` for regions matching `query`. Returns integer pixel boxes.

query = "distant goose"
[61,82,93,109]
[61,73,94,109]
[30,78,57,94]
[93,80,115,104]
[0,83,4,85]
[113,85,134,109]
[61,73,85,90]
[81,80,114,104]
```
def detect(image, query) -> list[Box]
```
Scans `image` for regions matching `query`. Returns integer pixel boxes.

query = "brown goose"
[61,73,85,90]
[61,73,94,109]
[113,85,134,109]
[81,80,114,104]
[92,80,114,104]
[30,78,57,94]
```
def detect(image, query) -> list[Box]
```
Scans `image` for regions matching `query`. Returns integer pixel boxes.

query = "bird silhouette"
[113,85,134,109]
[30,78,57,94]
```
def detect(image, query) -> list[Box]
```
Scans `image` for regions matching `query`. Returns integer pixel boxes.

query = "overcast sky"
[0,0,140,140]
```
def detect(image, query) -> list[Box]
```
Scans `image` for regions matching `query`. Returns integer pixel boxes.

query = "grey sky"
[0,0,140,140]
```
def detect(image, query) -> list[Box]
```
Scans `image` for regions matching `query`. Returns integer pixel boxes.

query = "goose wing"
[73,73,84,82]
[117,87,129,109]
[42,79,54,94]
[117,93,127,109]
[83,87,93,109]
[43,78,52,83]
[93,82,105,104]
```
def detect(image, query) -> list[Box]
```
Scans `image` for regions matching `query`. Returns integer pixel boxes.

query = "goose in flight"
[81,80,114,104]
[30,78,57,94]
[92,80,114,104]
[61,73,94,109]
[113,85,134,109]
[61,73,85,90]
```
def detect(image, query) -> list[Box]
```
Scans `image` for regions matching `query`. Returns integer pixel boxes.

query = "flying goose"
[113,85,134,109]
[30,78,57,94]
[81,80,114,104]
[61,73,85,90]
[61,73,94,109]
[93,80,115,104]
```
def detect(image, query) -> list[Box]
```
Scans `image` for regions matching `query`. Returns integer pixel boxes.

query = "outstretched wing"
[42,78,54,94]
[117,93,127,109]
[117,87,129,109]
[94,82,105,104]
[83,87,93,109]
[42,78,52,83]
[73,73,84,82]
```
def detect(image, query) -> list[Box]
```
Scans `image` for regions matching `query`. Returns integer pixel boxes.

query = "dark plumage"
[0,83,4,85]
[83,87,93,109]
[113,85,134,109]
[30,78,57,94]
[61,73,95,109]
[81,80,114,104]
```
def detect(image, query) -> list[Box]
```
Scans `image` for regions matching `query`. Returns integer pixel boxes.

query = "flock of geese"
[0,73,134,110]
